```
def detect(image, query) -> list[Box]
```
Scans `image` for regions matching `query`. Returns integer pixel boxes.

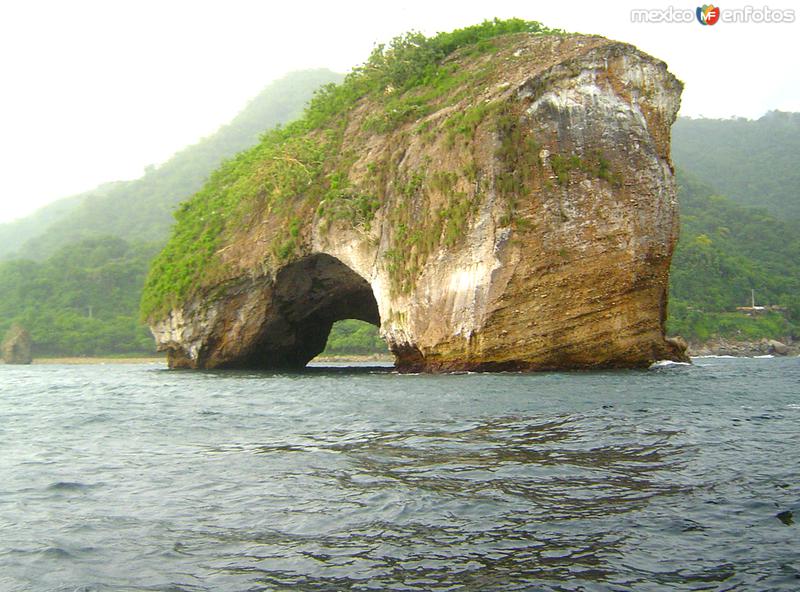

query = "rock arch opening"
[237,253,382,369]
[316,319,388,360]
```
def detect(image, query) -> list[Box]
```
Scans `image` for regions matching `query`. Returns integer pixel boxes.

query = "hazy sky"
[1,0,798,223]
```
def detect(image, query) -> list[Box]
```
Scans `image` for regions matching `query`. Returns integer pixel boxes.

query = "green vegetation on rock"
[141,19,562,320]
[2,31,798,358]
[323,166,800,351]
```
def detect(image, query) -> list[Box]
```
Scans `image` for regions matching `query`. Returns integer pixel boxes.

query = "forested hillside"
[0,79,797,356]
[0,238,158,355]
[667,170,799,341]
[672,111,800,219]
[0,69,342,261]
[668,113,800,343]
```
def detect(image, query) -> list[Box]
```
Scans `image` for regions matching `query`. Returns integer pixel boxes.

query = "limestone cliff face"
[149,33,688,371]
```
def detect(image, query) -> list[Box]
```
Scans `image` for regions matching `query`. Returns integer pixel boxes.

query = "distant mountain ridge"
[0,184,120,259]
[671,111,800,219]
[0,69,343,260]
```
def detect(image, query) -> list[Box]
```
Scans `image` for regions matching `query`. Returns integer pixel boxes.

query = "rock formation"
[2,325,33,365]
[688,337,796,357]
[768,339,790,356]
[144,30,689,371]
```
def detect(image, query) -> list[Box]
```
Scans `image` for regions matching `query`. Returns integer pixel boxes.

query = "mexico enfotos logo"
[631,4,796,23]
[696,4,721,24]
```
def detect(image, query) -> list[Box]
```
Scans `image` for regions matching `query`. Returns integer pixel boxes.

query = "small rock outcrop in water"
[143,29,688,371]
[767,340,790,356]
[776,510,794,526]
[2,325,33,365]
[688,337,797,357]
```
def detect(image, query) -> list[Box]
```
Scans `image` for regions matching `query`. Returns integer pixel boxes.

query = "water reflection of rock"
[332,416,688,519]
[230,414,691,589]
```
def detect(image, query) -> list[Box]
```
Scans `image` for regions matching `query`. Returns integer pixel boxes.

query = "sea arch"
[229,253,381,369]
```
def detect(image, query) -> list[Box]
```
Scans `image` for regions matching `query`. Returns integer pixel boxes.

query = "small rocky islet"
[142,22,689,372]
[1,324,33,365]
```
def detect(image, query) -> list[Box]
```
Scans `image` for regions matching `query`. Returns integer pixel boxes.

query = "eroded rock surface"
[2,325,33,365]
[149,33,688,371]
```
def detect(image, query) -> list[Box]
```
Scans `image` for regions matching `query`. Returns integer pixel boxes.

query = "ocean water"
[0,357,798,591]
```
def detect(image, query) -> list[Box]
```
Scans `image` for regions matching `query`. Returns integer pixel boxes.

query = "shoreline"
[31,356,167,365]
[7,346,795,366]
[313,354,394,363]
[10,350,800,366]
[685,337,797,358]
[21,353,395,365]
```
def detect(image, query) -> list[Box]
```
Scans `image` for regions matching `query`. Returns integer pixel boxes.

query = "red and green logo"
[697,4,721,25]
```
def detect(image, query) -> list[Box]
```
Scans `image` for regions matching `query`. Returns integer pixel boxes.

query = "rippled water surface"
[1,358,799,591]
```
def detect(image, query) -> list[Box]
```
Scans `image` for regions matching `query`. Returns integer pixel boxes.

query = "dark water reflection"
[192,414,693,591]
[0,358,798,591]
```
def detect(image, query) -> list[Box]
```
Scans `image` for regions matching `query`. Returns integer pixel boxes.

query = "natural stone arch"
[228,253,380,369]
[150,34,690,371]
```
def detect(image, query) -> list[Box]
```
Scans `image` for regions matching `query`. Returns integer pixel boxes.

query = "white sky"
[0,0,798,223]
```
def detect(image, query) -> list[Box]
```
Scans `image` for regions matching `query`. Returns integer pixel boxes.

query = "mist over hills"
[0,186,116,260]
[0,69,343,260]
[672,111,800,219]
